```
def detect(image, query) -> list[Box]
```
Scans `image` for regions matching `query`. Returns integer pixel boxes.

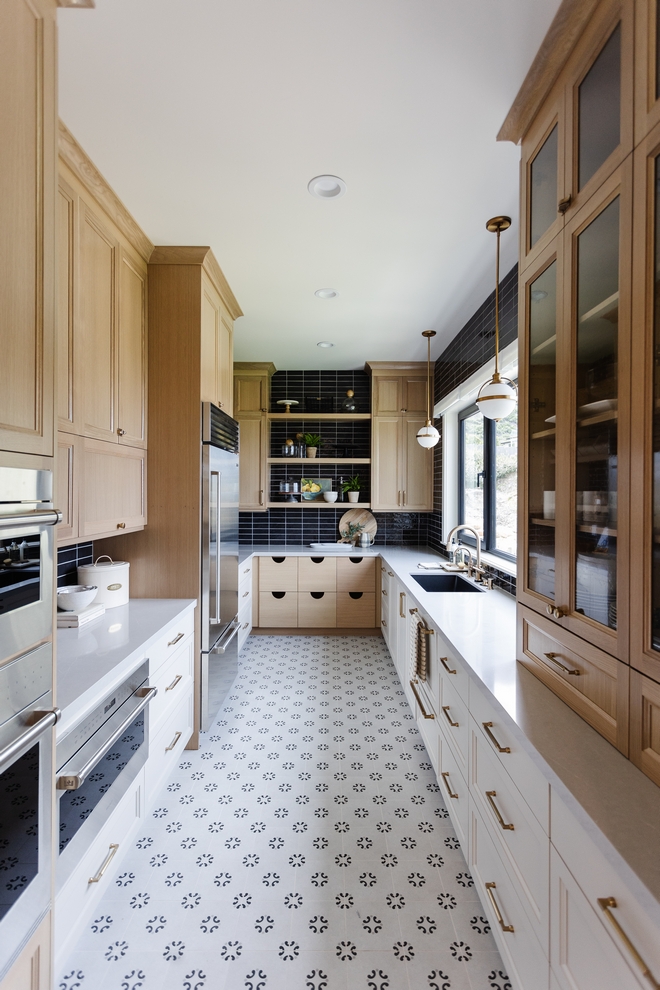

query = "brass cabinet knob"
[558,195,572,215]
[117,522,126,529]
[117,428,126,436]
[546,604,567,619]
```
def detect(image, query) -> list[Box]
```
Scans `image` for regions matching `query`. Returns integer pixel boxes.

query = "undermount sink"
[411,573,484,593]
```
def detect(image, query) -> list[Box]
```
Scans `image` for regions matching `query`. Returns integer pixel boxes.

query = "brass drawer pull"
[89,843,119,884]
[442,705,458,727]
[116,522,126,529]
[382,588,387,596]
[168,632,184,647]
[543,651,580,676]
[486,790,514,830]
[242,591,250,598]
[166,731,182,752]
[485,882,514,932]
[598,897,660,989]
[243,567,251,575]
[410,680,435,720]
[399,592,406,618]
[381,619,387,627]
[440,656,457,674]
[409,607,418,615]
[482,721,510,753]
[166,674,182,692]
[259,489,264,505]
[388,571,394,577]
[441,771,458,799]
[242,622,249,630]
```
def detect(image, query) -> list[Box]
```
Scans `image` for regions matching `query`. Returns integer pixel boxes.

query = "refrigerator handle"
[210,618,240,655]
[210,470,221,624]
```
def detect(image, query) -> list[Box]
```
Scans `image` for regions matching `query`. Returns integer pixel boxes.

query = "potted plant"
[302,432,323,458]
[342,474,362,503]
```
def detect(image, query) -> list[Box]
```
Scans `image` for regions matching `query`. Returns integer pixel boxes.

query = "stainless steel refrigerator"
[200,403,240,731]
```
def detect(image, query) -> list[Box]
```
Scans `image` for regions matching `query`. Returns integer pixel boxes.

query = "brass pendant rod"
[421,329,437,428]
[494,227,500,377]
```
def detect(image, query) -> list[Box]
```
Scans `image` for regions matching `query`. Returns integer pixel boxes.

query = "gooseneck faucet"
[445,524,484,581]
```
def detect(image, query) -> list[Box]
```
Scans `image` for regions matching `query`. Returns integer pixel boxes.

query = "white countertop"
[240,543,660,913]
[239,544,379,563]
[56,598,196,739]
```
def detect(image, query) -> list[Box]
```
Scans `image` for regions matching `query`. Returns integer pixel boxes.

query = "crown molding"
[364,361,429,375]
[497,0,600,144]
[57,0,95,6]
[149,246,243,320]
[233,362,276,376]
[58,119,153,261]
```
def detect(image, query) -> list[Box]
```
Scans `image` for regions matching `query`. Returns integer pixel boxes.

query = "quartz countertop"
[56,598,196,739]
[240,543,660,914]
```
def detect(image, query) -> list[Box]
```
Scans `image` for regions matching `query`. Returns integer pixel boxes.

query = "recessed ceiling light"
[308,175,346,199]
[314,288,338,299]
[317,341,335,348]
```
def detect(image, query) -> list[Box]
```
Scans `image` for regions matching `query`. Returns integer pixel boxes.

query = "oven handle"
[0,508,62,527]
[210,619,240,655]
[57,687,157,791]
[0,708,60,775]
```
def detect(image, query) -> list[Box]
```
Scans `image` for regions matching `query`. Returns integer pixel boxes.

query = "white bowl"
[57,585,98,611]
[323,491,338,502]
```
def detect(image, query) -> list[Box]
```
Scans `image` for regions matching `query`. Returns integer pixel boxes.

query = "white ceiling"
[58,0,562,369]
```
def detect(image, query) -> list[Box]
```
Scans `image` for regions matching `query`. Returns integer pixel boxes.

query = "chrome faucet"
[445,524,484,581]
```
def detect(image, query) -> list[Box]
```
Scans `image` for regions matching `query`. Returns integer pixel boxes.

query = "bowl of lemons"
[301,478,332,501]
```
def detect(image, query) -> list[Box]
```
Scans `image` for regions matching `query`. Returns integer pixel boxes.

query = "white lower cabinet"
[469,801,549,990]
[55,770,145,973]
[550,847,652,990]
[438,730,468,848]
[145,684,194,805]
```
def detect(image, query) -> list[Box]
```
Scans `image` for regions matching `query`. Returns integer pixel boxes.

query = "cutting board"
[338,509,377,541]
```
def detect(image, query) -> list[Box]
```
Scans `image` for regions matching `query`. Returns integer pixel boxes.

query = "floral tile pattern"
[57,636,510,990]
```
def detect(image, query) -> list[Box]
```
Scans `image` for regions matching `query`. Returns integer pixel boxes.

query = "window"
[459,402,518,560]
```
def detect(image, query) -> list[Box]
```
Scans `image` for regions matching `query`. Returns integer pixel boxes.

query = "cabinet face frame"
[560,0,634,226]
[630,120,660,679]
[116,247,147,448]
[517,240,566,617]
[558,158,632,660]
[634,0,660,143]
[57,175,81,435]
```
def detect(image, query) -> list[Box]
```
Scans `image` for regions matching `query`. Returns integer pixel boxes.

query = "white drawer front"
[438,731,468,850]
[55,770,144,971]
[550,846,650,990]
[239,558,254,586]
[471,719,549,949]
[469,682,549,831]
[551,792,660,987]
[145,686,194,806]
[148,608,195,676]
[439,674,469,774]
[148,634,194,734]
[238,601,252,653]
[435,633,469,703]
[469,801,549,990]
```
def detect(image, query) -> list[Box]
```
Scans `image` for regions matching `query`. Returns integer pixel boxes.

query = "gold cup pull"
[543,651,580,676]
[440,656,457,674]
[441,771,458,799]
[485,882,514,932]
[482,721,510,753]
[486,790,514,830]
[598,898,660,989]
[442,705,458,728]
[88,843,119,884]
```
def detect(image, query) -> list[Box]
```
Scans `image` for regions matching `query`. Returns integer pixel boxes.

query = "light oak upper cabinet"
[367,363,433,511]
[56,124,152,544]
[0,0,57,457]
[503,0,660,785]
[201,271,235,416]
[234,363,274,512]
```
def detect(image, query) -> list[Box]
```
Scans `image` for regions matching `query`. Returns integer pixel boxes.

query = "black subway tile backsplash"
[57,542,94,587]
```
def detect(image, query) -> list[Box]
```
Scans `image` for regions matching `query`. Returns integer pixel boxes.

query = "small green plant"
[342,474,361,492]
[302,432,323,447]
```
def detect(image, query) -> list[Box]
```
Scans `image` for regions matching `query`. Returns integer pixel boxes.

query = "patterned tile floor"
[57,636,511,990]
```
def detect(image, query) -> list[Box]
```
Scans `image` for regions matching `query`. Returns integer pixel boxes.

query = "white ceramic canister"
[77,555,130,608]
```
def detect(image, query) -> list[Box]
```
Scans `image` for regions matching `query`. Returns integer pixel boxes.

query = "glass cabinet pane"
[495,407,517,556]
[652,156,660,649]
[530,126,558,248]
[527,262,557,600]
[575,197,619,629]
[578,24,621,190]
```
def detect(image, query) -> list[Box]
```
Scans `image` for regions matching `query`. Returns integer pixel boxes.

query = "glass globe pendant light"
[416,329,440,448]
[476,215,517,421]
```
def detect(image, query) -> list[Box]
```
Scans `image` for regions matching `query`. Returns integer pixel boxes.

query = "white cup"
[323,491,338,503]
[543,491,555,520]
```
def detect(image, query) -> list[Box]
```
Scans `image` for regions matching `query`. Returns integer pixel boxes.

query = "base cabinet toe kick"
[382,576,660,990]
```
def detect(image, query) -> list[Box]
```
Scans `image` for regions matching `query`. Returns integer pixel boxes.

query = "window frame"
[458,403,516,564]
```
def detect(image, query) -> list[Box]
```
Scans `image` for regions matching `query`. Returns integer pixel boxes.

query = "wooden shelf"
[578,410,617,427]
[268,457,371,464]
[531,428,556,440]
[531,517,556,527]
[268,412,371,420]
[579,291,619,324]
[267,501,371,509]
[577,523,617,537]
